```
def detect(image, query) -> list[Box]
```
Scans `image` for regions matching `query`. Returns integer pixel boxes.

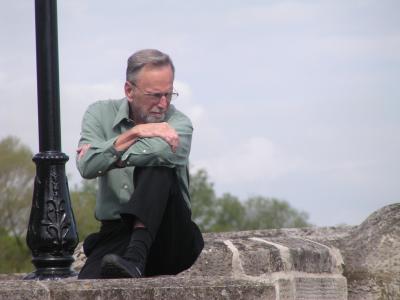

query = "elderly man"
[76,49,204,279]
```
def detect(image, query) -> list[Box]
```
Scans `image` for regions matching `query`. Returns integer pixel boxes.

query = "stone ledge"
[0,274,348,300]
[0,276,275,300]
[1,203,399,300]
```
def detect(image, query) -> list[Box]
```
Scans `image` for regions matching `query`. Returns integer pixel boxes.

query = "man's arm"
[76,107,122,179]
[114,122,179,153]
[77,105,192,179]
[119,109,192,168]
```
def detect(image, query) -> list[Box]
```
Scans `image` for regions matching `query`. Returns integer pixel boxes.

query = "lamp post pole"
[25,0,79,280]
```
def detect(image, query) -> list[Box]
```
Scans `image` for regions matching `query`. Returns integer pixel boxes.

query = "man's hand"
[114,122,179,152]
[136,122,180,152]
[77,144,91,160]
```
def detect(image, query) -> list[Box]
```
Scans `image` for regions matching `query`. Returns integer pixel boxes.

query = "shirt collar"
[112,98,176,128]
[112,98,132,128]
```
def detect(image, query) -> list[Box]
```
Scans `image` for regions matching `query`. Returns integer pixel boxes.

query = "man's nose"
[157,95,169,109]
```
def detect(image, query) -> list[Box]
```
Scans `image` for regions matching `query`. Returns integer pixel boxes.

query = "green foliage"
[0,227,32,273]
[190,169,311,232]
[243,196,310,230]
[0,136,34,237]
[189,169,217,232]
[0,136,35,273]
[70,179,100,241]
[209,193,245,232]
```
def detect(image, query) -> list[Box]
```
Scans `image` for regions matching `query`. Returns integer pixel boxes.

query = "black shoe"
[100,254,143,279]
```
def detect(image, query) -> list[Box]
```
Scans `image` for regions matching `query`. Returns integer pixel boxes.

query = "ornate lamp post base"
[24,256,77,280]
[25,152,78,280]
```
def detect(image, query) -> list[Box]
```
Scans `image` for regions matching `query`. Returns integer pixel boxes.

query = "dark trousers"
[78,166,204,279]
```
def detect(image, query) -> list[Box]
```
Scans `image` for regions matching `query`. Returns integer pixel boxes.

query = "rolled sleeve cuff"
[77,137,124,178]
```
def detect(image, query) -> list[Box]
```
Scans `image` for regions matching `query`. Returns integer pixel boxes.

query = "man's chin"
[145,114,165,123]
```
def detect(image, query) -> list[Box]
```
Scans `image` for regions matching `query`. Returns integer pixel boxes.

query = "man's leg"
[144,169,204,276]
[101,166,203,278]
[78,221,131,279]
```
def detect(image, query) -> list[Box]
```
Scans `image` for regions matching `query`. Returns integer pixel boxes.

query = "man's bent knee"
[133,166,176,186]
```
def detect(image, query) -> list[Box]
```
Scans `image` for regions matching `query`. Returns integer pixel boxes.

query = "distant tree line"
[0,136,310,273]
[190,169,310,232]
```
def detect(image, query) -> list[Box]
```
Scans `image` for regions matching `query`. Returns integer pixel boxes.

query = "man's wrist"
[114,127,141,152]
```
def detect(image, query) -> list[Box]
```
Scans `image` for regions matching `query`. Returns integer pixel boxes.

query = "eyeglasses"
[130,82,179,103]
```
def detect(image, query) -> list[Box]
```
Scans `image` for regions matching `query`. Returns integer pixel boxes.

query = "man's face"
[125,64,174,124]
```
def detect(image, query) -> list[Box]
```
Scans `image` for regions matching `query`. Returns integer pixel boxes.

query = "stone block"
[184,235,343,277]
[0,277,276,300]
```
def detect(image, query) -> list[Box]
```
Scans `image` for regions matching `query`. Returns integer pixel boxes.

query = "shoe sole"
[101,254,142,279]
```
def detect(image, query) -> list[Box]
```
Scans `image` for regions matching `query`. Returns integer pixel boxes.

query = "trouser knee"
[121,166,179,233]
[133,166,176,187]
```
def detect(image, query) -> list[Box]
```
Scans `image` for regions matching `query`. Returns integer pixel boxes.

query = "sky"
[0,1,399,226]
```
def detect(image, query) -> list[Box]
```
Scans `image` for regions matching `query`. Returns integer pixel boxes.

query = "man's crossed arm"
[77,122,179,159]
[76,107,192,179]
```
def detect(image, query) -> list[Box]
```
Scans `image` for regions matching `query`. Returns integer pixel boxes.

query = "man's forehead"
[135,64,174,86]
[138,64,173,75]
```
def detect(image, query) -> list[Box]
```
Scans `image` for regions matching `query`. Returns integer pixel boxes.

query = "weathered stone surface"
[0,274,24,281]
[70,226,347,299]
[3,203,399,299]
[178,239,234,277]
[177,232,348,299]
[291,277,347,300]
[0,280,49,300]
[338,203,400,300]
[182,204,400,299]
[0,275,348,300]
[0,276,276,300]
[183,235,343,277]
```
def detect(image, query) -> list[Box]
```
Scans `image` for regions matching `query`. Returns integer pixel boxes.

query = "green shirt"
[76,98,192,220]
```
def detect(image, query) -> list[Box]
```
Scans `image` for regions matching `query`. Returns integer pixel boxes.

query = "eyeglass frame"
[128,81,179,103]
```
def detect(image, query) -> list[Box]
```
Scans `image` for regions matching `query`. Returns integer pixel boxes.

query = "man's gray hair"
[126,49,175,83]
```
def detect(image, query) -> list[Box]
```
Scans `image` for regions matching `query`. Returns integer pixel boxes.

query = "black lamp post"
[25,0,79,280]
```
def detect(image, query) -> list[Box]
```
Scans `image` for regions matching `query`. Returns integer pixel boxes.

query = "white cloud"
[193,136,304,185]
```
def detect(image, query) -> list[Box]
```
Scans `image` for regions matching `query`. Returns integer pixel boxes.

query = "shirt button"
[123,184,128,189]
[126,161,130,165]
[98,170,102,174]
[113,155,117,159]
[142,149,147,153]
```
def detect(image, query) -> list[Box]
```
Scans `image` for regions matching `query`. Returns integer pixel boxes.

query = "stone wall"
[0,203,399,299]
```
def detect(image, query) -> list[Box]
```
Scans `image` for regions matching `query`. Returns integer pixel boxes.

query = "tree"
[189,168,311,232]
[0,136,35,246]
[243,196,310,230]
[189,168,217,232]
[70,179,99,240]
[0,227,32,273]
[0,136,35,273]
[210,193,245,232]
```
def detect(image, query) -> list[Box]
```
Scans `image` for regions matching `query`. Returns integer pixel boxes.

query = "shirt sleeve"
[76,105,122,179]
[120,108,193,168]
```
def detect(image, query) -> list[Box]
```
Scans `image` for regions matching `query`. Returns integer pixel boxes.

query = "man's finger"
[77,144,91,159]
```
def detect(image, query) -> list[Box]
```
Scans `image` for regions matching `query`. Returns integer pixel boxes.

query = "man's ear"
[124,81,134,101]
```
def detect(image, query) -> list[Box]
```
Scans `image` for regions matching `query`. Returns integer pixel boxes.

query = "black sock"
[123,228,152,272]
